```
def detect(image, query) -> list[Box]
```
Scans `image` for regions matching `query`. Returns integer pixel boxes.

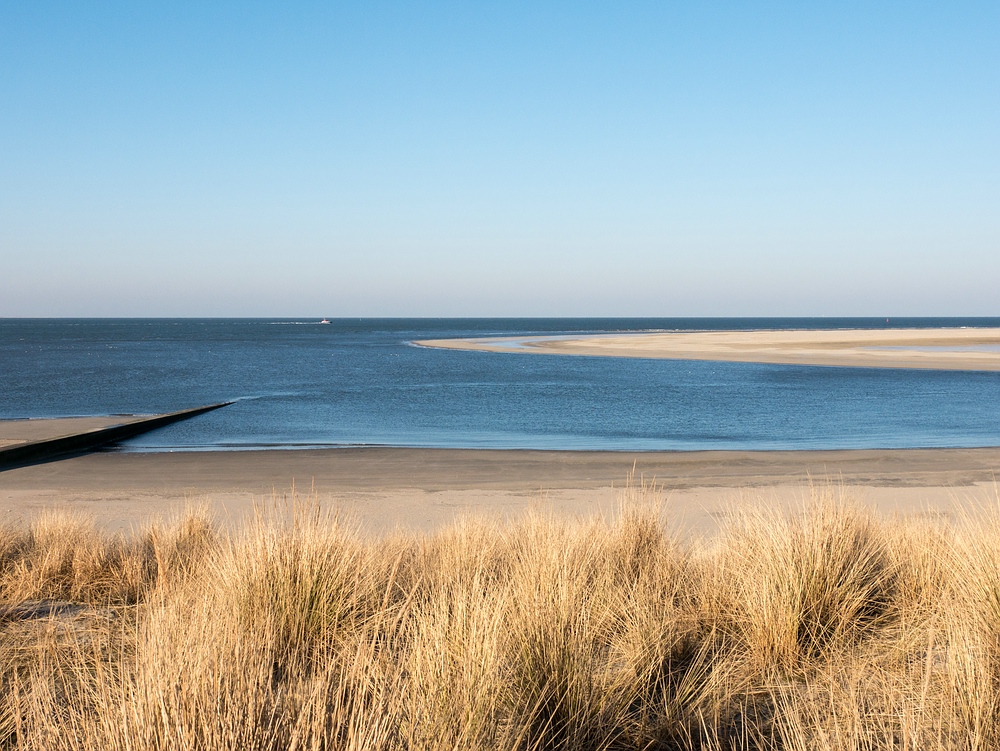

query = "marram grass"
[1,484,999,750]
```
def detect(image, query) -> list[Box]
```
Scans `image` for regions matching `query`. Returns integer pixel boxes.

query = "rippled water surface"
[2,318,999,451]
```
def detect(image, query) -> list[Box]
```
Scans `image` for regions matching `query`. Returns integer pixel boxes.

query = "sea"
[2,318,1000,453]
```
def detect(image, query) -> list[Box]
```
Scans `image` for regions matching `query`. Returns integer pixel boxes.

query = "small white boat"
[320,319,330,324]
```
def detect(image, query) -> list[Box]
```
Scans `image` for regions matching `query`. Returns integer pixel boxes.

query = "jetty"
[0,403,231,470]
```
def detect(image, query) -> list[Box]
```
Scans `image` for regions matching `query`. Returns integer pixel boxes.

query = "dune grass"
[0,482,999,750]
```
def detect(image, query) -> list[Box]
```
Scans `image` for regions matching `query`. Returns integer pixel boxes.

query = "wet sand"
[1,446,998,536]
[417,328,1000,371]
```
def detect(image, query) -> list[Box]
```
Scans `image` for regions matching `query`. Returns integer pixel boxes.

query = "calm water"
[2,318,1000,452]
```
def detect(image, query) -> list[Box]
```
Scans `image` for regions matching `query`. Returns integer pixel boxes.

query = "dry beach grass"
[2,480,1000,749]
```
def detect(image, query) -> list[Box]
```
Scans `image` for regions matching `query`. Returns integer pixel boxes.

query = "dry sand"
[417,327,1000,371]
[2,446,998,536]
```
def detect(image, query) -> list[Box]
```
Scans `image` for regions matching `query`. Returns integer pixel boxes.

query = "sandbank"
[417,327,1000,370]
[1,446,998,536]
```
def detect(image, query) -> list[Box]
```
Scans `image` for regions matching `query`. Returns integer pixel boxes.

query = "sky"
[1,2,998,317]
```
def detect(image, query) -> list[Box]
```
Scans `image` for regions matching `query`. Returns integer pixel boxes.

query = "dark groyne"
[0,403,231,471]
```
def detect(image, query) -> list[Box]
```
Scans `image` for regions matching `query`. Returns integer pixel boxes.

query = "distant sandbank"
[417,327,1000,371]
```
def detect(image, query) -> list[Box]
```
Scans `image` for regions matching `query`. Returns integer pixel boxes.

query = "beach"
[6,331,1000,749]
[418,327,1000,370]
[4,325,1000,534]
[2,444,998,535]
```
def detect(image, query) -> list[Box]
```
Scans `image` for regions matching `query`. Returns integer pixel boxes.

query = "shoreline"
[417,327,1000,371]
[0,405,231,470]
[3,445,999,535]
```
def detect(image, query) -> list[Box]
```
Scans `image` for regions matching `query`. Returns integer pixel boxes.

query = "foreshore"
[417,327,1000,370]
[2,445,998,535]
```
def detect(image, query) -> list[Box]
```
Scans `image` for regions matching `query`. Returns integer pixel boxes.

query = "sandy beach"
[418,327,1000,370]
[2,445,998,535]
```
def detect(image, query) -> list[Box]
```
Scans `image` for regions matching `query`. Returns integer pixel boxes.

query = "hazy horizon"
[5,315,1000,322]
[2,3,998,317]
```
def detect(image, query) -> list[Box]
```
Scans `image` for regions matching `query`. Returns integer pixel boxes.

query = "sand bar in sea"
[417,327,1000,371]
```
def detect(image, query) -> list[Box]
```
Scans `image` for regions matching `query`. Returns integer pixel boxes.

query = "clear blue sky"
[2,2,998,316]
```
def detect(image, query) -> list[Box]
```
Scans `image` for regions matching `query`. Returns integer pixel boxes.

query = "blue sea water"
[2,318,1000,452]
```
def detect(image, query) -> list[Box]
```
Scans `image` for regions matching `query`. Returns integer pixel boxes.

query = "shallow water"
[2,318,999,452]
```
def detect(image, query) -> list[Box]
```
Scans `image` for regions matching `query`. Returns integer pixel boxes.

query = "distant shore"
[3,445,999,535]
[417,327,1000,371]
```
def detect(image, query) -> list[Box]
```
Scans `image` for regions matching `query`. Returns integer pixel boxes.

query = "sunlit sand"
[417,327,1000,371]
[3,444,1000,535]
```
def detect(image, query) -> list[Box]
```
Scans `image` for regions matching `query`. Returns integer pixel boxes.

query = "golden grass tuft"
[1,484,1000,749]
